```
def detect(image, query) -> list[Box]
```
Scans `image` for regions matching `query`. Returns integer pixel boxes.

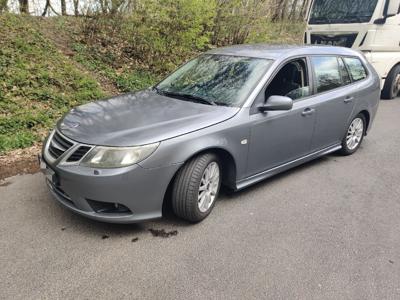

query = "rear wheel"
[172,153,221,223]
[339,114,366,156]
[382,64,400,100]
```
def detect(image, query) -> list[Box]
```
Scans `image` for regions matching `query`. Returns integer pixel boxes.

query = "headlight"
[81,142,159,168]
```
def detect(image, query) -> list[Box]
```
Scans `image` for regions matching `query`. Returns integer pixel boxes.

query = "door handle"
[301,108,315,117]
[344,96,354,103]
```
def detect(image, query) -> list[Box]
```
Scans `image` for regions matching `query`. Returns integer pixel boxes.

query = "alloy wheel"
[198,162,220,213]
[346,118,364,150]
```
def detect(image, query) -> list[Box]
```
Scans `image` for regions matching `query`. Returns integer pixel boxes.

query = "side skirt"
[235,144,342,191]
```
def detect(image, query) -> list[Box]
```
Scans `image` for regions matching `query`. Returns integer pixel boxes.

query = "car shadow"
[52,154,334,236]
[219,155,331,200]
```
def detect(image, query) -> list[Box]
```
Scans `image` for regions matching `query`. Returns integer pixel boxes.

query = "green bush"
[81,0,216,74]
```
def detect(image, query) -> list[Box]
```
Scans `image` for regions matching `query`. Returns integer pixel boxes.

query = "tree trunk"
[289,0,299,20]
[42,0,59,16]
[19,0,28,14]
[73,0,79,15]
[300,0,311,19]
[61,0,66,15]
[280,0,289,20]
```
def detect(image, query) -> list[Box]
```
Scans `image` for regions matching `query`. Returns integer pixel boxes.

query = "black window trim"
[309,54,370,97]
[250,55,314,114]
[338,56,353,85]
[341,55,369,83]
[250,54,370,114]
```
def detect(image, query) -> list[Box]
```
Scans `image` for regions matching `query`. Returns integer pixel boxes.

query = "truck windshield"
[309,0,379,24]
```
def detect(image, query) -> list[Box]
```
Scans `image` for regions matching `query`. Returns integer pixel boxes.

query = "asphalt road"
[1,99,400,300]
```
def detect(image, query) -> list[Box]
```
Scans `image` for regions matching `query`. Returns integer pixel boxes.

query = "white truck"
[305,0,400,99]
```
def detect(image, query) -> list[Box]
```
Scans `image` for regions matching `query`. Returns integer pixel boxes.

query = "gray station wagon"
[40,45,380,223]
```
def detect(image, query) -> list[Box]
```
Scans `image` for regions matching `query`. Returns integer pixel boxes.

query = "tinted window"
[338,58,352,85]
[312,56,342,93]
[343,57,367,82]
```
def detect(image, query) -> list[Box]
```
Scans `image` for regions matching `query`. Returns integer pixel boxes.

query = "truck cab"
[305,0,400,99]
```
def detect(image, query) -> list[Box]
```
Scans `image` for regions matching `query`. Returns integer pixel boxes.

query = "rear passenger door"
[309,56,356,151]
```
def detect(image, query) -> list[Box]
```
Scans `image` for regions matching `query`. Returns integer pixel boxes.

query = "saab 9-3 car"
[40,45,380,223]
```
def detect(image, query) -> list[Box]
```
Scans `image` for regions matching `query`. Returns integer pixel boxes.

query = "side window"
[343,57,367,82]
[311,56,342,93]
[338,57,352,85]
[265,58,311,101]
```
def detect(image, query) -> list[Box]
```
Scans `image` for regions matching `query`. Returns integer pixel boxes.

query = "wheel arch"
[359,110,371,133]
[161,146,238,214]
[382,62,400,99]
[180,147,237,188]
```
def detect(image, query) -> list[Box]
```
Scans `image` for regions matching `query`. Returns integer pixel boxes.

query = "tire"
[381,64,400,100]
[172,153,221,223]
[339,113,366,156]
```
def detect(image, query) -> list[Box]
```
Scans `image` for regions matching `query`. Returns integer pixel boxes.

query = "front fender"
[138,112,250,182]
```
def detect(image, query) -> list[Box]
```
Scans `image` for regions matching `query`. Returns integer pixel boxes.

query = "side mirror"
[258,95,293,112]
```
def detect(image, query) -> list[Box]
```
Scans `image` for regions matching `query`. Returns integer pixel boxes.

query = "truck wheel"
[172,153,221,223]
[382,64,400,100]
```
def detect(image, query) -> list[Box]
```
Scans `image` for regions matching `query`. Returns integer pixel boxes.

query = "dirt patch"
[0,181,12,187]
[148,228,178,238]
[0,145,41,180]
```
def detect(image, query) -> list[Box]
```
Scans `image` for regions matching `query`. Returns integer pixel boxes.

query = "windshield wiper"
[155,88,216,106]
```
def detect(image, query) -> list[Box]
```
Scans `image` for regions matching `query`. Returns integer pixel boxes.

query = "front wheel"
[172,153,221,223]
[339,114,366,156]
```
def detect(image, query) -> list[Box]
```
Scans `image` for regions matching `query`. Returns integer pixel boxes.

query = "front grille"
[310,33,358,48]
[48,131,74,159]
[67,146,91,162]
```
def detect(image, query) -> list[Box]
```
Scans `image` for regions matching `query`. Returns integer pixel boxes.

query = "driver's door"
[246,58,317,176]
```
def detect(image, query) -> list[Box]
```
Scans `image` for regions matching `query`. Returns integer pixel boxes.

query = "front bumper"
[40,155,181,223]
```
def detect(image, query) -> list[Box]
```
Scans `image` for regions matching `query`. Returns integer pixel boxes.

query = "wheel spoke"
[199,184,207,191]
[197,161,220,213]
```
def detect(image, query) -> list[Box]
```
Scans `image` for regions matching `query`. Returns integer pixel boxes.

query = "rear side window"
[343,57,367,82]
[311,56,342,93]
[338,58,352,85]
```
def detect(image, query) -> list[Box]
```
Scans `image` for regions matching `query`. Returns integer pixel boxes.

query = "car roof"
[206,44,361,60]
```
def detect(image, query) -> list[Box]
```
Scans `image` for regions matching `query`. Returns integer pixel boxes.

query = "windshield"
[156,54,273,107]
[309,0,379,24]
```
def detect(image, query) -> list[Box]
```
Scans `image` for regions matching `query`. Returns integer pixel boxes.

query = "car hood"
[57,90,239,146]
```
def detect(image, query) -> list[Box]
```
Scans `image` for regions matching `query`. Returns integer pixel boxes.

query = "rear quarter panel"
[352,58,381,132]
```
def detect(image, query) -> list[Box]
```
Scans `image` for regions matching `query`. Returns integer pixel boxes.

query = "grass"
[0,14,105,153]
[71,43,158,93]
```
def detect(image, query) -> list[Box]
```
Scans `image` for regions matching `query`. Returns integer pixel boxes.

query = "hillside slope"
[0,14,108,154]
